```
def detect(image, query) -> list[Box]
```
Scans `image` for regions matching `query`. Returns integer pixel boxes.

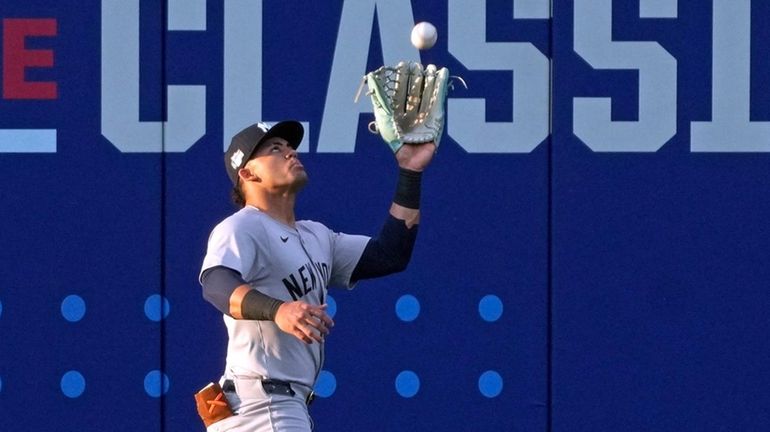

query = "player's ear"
[238,167,261,183]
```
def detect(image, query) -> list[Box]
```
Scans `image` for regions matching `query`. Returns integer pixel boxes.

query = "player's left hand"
[395,141,437,172]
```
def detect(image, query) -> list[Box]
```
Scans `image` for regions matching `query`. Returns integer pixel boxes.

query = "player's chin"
[291,172,309,190]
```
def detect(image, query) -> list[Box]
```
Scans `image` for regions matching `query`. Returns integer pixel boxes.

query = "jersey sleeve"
[199,217,258,283]
[328,230,370,289]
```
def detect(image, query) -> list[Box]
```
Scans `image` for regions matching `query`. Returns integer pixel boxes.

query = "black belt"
[223,379,315,405]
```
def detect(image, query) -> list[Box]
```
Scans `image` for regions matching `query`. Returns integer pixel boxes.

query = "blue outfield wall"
[551,1,770,431]
[0,1,768,431]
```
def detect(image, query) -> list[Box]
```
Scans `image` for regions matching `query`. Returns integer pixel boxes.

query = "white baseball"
[411,22,437,50]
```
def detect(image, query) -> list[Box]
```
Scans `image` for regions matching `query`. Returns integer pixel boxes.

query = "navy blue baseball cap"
[225,120,304,185]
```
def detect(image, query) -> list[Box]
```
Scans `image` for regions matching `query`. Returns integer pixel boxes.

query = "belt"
[223,377,315,406]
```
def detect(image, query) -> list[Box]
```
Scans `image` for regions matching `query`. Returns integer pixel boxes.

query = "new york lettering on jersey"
[249,215,336,305]
[282,260,331,301]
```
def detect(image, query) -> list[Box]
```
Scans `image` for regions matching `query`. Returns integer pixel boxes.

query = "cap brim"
[256,120,304,151]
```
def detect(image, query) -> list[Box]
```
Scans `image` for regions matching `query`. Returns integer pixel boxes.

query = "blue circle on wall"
[395,370,420,398]
[478,370,503,398]
[326,295,337,319]
[395,295,420,322]
[144,370,170,397]
[61,371,86,398]
[0,300,3,318]
[479,295,503,322]
[144,295,170,321]
[61,295,86,322]
[314,370,336,398]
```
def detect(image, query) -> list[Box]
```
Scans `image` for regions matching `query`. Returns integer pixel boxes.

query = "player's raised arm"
[351,61,459,282]
[349,154,426,282]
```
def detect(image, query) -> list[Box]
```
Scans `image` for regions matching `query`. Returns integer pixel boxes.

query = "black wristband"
[241,290,284,321]
[393,168,422,209]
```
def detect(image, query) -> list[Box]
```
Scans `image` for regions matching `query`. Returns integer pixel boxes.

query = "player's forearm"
[201,266,284,320]
[390,167,422,228]
[229,285,284,320]
[349,166,423,282]
[350,214,418,282]
[389,203,419,228]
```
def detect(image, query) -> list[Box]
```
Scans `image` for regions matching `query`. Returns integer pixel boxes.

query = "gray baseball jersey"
[200,206,369,388]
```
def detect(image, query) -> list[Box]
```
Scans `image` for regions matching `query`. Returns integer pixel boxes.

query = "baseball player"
[198,62,449,431]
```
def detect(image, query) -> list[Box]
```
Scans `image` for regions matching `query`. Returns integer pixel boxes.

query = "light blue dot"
[144,370,170,397]
[0,376,3,393]
[61,295,86,322]
[61,371,85,398]
[479,295,503,322]
[326,295,337,319]
[395,295,420,322]
[0,300,3,318]
[478,370,503,398]
[314,370,336,398]
[144,294,170,321]
[395,370,420,398]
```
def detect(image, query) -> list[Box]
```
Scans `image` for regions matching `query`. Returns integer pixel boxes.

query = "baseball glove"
[357,61,451,153]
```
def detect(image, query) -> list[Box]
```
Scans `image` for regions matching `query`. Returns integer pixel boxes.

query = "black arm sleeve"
[350,215,418,283]
[201,266,283,320]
